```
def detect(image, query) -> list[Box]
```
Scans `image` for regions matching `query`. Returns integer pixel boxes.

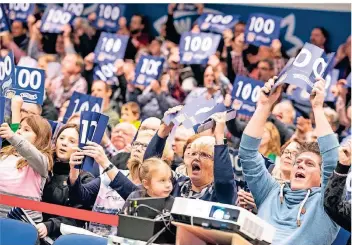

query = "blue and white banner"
[231,75,262,116]
[93,4,125,32]
[179,32,221,65]
[0,4,10,33]
[133,55,165,86]
[40,6,75,34]
[79,111,109,174]
[197,13,240,34]
[291,69,339,105]
[244,13,282,47]
[93,63,118,85]
[0,51,15,97]
[94,32,129,64]
[63,91,103,123]
[5,66,45,105]
[273,42,335,93]
[7,4,34,22]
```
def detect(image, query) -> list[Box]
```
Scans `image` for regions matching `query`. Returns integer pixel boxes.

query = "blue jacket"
[142,133,237,205]
[239,133,340,245]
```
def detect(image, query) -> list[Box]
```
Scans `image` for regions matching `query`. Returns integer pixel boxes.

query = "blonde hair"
[127,157,171,192]
[0,116,53,171]
[263,122,281,157]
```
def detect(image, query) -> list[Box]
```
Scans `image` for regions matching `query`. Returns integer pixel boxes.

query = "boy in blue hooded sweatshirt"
[239,76,340,245]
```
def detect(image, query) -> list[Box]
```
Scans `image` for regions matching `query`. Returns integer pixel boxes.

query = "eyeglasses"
[191,151,213,160]
[283,150,298,158]
[132,141,148,150]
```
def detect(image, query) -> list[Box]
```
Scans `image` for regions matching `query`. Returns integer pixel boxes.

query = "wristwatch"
[102,163,115,174]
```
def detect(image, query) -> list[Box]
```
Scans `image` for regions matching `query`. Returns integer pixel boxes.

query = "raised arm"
[211,112,237,205]
[324,143,351,231]
[311,78,339,189]
[0,124,49,177]
[239,77,281,207]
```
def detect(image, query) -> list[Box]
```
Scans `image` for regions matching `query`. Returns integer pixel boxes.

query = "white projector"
[171,198,275,245]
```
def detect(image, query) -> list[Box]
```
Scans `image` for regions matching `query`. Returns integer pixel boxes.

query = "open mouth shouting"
[294,171,306,180]
[58,148,67,155]
[191,162,201,174]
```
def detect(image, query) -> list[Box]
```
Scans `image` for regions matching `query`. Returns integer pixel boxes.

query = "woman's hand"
[0,123,15,140]
[36,223,48,238]
[69,149,84,168]
[211,112,227,145]
[82,141,110,168]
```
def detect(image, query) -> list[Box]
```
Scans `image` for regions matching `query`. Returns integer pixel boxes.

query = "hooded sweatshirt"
[239,133,340,245]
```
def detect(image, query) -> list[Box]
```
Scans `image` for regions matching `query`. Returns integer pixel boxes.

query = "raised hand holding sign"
[40,5,75,34]
[93,63,118,85]
[93,4,125,32]
[5,66,45,105]
[197,13,240,34]
[133,55,165,86]
[231,75,262,116]
[244,13,282,47]
[94,32,129,64]
[7,3,34,22]
[179,32,221,65]
[79,111,109,175]
[63,92,102,123]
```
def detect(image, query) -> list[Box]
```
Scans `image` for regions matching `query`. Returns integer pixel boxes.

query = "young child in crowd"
[120,102,141,129]
[122,157,174,214]
[0,115,53,222]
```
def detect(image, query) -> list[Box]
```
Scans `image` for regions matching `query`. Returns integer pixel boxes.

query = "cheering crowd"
[0,3,351,245]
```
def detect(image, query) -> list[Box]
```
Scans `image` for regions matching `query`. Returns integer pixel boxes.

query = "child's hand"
[0,123,14,140]
[11,95,23,111]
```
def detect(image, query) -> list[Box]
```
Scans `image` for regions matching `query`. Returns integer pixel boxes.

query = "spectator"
[36,124,94,240]
[11,20,29,52]
[46,53,87,109]
[110,122,137,152]
[310,27,330,53]
[234,21,246,38]
[272,100,296,125]
[170,125,195,170]
[91,80,120,128]
[175,134,202,176]
[139,117,161,132]
[324,139,351,231]
[120,102,141,129]
[0,116,53,222]
[239,77,339,244]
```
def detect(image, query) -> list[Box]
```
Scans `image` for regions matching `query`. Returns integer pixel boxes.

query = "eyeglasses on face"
[190,151,213,160]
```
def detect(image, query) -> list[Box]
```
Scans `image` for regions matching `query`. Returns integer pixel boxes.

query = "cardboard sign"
[273,43,335,93]
[231,75,263,116]
[79,111,109,174]
[244,13,282,47]
[0,4,10,33]
[40,5,75,34]
[94,32,129,64]
[7,3,34,22]
[93,4,125,32]
[291,69,339,105]
[197,13,240,34]
[0,51,15,97]
[62,3,85,17]
[93,63,119,85]
[179,32,221,65]
[63,91,103,124]
[133,55,165,86]
[5,66,45,105]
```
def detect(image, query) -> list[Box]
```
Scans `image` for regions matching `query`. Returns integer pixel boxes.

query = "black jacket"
[42,157,94,240]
